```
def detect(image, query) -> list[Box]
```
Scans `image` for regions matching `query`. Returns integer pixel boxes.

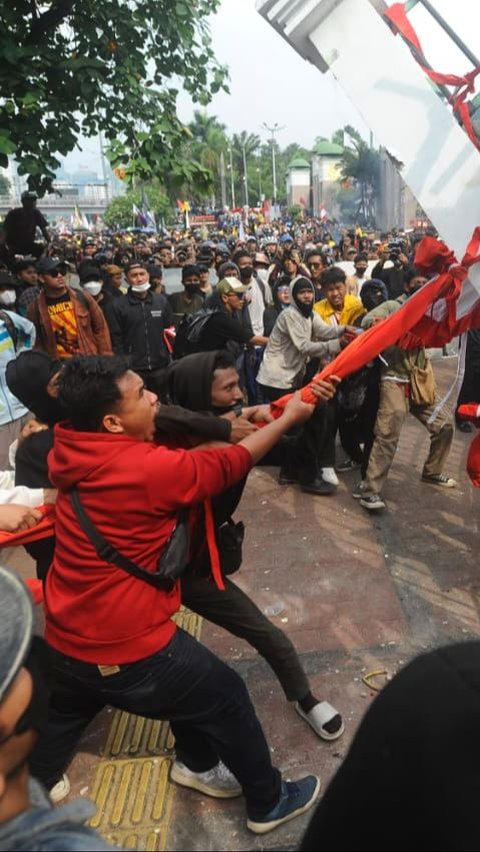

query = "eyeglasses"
[308,262,322,269]
[46,268,66,278]
[228,291,244,299]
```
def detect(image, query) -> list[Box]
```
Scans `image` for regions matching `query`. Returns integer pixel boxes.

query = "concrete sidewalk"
[9,357,480,851]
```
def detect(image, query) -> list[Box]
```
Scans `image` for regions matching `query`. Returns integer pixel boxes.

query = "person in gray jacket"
[0,566,114,851]
[257,276,355,495]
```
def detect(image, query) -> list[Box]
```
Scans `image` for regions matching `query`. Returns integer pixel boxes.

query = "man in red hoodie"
[30,355,336,835]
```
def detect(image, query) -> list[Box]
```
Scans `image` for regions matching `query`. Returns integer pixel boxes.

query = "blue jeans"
[30,628,281,819]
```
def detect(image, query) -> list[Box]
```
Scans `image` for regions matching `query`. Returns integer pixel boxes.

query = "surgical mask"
[256,268,269,284]
[83,281,102,297]
[131,283,150,293]
[0,290,16,306]
[239,266,253,282]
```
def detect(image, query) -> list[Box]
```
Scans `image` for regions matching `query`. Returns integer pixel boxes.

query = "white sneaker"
[170,760,242,798]
[321,467,339,487]
[49,773,70,803]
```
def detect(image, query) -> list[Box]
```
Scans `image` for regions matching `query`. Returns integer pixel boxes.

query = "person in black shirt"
[109,261,173,398]
[0,191,50,260]
[197,278,267,356]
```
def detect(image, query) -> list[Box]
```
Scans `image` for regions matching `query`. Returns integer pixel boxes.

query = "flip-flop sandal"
[295,700,345,741]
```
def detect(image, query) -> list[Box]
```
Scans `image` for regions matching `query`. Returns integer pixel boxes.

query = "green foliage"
[338,126,380,224]
[0,1,228,194]
[287,205,303,222]
[103,184,172,229]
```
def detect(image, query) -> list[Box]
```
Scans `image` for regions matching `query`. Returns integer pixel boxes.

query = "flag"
[141,189,156,229]
[270,228,480,413]
[133,203,147,227]
[319,205,328,222]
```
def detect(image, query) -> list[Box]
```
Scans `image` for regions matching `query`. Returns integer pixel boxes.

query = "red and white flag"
[270,228,480,410]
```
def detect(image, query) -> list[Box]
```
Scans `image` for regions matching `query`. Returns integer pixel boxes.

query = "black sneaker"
[300,478,335,496]
[457,421,473,433]
[278,468,298,485]
[247,775,321,834]
[360,494,385,511]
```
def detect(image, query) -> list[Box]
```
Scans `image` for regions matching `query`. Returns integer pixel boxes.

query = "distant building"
[286,157,311,210]
[377,147,420,232]
[311,141,343,219]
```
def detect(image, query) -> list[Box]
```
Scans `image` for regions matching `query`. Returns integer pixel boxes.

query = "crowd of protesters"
[0,190,471,850]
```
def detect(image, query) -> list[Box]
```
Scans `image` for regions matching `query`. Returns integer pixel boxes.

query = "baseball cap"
[36,257,67,275]
[218,277,248,296]
[0,271,20,288]
[253,252,269,266]
[0,567,34,703]
[279,234,293,243]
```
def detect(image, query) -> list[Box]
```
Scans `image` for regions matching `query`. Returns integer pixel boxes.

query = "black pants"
[259,384,336,481]
[181,575,309,701]
[30,629,281,820]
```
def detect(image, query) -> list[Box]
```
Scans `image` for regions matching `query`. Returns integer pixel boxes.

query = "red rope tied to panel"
[384,2,480,150]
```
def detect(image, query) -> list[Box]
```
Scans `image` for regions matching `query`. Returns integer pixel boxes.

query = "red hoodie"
[45,423,252,664]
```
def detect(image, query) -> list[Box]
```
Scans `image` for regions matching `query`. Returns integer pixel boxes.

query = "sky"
[63,0,480,173]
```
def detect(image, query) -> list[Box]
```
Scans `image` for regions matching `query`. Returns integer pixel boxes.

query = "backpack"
[173,308,220,359]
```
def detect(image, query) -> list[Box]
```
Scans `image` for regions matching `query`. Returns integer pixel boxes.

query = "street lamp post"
[228,146,235,209]
[261,122,285,209]
[242,143,249,207]
[256,167,262,205]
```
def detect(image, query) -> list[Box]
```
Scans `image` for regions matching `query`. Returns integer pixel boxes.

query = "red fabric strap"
[203,498,225,591]
[0,505,56,549]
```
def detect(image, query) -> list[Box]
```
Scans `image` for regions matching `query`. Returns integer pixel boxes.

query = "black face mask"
[14,636,52,736]
[184,283,200,296]
[362,291,385,311]
[294,292,313,318]
[239,266,253,282]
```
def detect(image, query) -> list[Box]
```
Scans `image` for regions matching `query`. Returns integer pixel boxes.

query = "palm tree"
[339,126,380,224]
[188,112,228,205]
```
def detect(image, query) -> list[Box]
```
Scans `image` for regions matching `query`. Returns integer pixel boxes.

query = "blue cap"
[279,234,293,243]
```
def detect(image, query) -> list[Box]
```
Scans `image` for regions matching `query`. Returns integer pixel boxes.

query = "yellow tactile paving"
[89,608,202,850]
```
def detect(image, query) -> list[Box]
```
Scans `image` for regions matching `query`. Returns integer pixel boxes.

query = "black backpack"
[173,308,220,359]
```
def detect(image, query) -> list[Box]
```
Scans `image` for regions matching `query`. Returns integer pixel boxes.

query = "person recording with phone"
[371,241,409,299]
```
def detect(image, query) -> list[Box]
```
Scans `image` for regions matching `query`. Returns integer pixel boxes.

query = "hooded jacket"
[257,276,345,390]
[44,424,251,663]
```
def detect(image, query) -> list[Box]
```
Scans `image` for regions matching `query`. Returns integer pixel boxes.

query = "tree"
[187,111,228,205]
[0,1,228,195]
[104,183,172,229]
[338,126,380,224]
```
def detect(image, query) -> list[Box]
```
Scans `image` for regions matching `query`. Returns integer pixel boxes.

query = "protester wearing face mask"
[232,250,273,404]
[28,258,112,361]
[109,261,173,399]
[168,264,204,328]
[79,265,116,336]
[0,271,19,311]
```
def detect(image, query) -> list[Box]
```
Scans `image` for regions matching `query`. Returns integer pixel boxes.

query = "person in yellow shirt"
[314,267,366,481]
[314,266,365,328]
